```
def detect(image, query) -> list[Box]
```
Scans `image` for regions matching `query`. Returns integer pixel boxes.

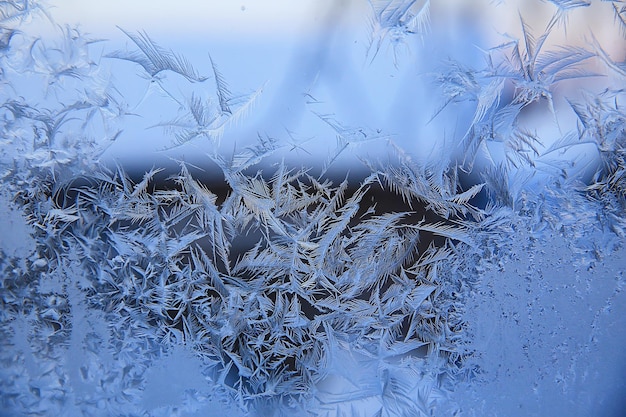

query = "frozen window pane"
[1,1,625,416]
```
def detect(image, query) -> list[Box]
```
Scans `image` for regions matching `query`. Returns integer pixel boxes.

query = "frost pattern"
[1,1,625,416]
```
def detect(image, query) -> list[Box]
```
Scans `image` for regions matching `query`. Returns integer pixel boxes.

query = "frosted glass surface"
[1,1,625,416]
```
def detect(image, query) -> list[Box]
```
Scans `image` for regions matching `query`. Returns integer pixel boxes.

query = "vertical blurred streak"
[244,1,340,136]
[381,46,425,150]
[241,0,376,140]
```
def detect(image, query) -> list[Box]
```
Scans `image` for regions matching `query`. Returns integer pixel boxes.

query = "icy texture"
[1,1,625,416]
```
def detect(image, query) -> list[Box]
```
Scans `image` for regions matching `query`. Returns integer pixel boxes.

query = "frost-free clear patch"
[0,191,35,259]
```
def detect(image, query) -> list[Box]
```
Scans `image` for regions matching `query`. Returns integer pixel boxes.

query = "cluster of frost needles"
[1,0,626,416]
